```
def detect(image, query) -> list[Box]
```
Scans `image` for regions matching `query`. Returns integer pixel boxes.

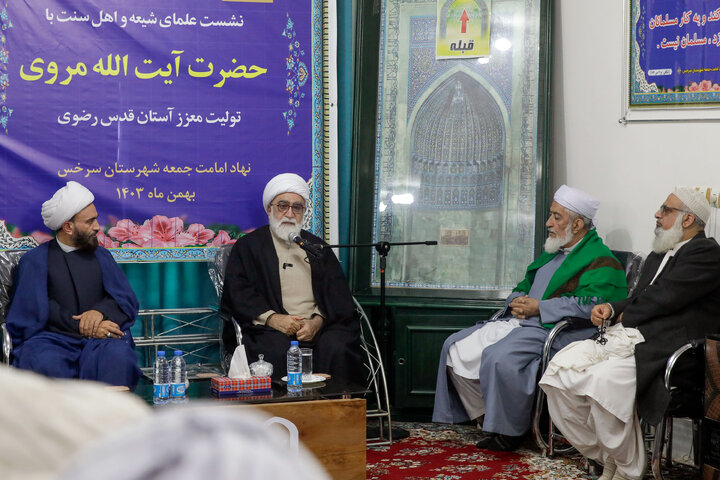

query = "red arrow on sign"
[460,10,469,33]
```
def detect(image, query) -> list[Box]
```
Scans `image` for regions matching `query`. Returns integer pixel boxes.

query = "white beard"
[652,214,684,253]
[269,214,300,243]
[544,223,573,254]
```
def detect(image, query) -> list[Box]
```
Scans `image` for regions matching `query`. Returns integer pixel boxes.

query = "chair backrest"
[207,244,234,300]
[611,250,645,296]
[353,299,385,391]
[206,244,238,371]
[0,250,27,364]
[0,250,26,322]
[353,297,392,445]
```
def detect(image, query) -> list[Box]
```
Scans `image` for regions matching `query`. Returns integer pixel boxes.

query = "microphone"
[288,232,321,258]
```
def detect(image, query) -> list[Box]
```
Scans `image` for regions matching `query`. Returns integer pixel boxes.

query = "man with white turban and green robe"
[221,173,363,383]
[433,185,628,451]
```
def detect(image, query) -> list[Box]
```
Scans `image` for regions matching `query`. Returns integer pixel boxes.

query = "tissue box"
[211,392,272,401]
[210,376,272,395]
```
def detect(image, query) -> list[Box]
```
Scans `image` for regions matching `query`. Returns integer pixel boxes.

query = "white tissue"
[228,345,252,379]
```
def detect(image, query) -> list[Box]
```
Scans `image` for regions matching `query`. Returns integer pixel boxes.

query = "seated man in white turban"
[433,185,628,451]
[540,187,720,480]
[7,181,141,388]
[221,173,363,383]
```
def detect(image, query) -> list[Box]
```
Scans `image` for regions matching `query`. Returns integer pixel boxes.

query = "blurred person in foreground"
[58,406,331,480]
[0,365,149,480]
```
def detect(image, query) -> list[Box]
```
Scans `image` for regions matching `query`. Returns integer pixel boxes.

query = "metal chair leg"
[651,417,667,480]
[665,418,673,469]
[533,320,575,457]
[692,418,701,466]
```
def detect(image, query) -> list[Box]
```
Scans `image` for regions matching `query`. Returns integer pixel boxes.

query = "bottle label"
[287,372,302,386]
[154,383,169,398]
[170,383,186,397]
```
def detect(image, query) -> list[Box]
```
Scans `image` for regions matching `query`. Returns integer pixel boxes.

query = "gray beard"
[544,223,573,254]
[269,215,300,243]
[652,215,684,253]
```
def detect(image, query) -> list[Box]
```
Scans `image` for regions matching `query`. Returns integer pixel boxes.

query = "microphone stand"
[321,239,437,441]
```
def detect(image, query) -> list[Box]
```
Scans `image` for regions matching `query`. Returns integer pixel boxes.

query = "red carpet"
[367,423,593,479]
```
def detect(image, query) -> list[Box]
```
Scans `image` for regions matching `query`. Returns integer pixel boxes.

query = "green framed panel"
[350,0,552,300]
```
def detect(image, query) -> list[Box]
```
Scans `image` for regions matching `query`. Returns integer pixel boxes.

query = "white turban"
[674,187,711,223]
[262,173,310,211]
[553,185,599,220]
[41,181,95,230]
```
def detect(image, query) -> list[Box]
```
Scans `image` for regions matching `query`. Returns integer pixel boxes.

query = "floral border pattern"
[283,13,309,135]
[0,2,13,133]
[1,215,239,261]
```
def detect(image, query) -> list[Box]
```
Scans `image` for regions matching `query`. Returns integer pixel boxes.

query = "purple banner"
[0,0,324,253]
[631,0,720,106]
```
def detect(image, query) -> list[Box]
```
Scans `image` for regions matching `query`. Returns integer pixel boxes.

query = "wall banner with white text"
[630,0,720,108]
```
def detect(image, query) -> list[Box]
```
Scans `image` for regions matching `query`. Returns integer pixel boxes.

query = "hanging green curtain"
[120,262,216,309]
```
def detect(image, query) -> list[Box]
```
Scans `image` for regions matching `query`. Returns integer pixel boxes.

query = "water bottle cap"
[290,340,299,346]
[174,350,182,356]
[157,351,166,357]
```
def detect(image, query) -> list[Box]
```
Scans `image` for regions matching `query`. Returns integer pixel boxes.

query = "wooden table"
[136,378,368,479]
[228,398,366,480]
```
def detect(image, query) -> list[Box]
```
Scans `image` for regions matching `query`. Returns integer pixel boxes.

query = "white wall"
[551,1,720,253]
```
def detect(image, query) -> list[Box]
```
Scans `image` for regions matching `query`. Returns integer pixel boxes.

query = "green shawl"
[513,229,627,328]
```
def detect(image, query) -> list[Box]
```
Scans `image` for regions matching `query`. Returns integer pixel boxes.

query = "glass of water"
[300,348,313,382]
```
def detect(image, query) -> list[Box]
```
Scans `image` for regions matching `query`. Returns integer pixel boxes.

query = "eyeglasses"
[659,204,690,216]
[270,201,306,214]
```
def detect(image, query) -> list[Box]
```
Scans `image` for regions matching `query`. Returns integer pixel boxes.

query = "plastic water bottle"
[170,350,187,403]
[286,340,302,392]
[153,351,170,405]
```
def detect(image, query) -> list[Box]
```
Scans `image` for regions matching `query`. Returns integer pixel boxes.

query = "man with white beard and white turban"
[433,185,628,451]
[7,181,141,388]
[221,173,363,382]
[540,187,720,480]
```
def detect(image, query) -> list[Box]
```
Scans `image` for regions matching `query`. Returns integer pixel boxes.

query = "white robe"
[540,324,647,478]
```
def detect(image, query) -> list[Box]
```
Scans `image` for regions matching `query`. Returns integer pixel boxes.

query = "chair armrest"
[558,316,594,330]
[541,320,569,371]
[488,309,504,322]
[541,317,596,371]
[217,311,243,348]
[664,338,705,391]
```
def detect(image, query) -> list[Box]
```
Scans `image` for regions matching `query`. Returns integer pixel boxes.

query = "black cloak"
[221,226,363,383]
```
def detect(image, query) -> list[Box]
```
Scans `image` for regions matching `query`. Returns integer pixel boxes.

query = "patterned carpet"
[366,422,700,479]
